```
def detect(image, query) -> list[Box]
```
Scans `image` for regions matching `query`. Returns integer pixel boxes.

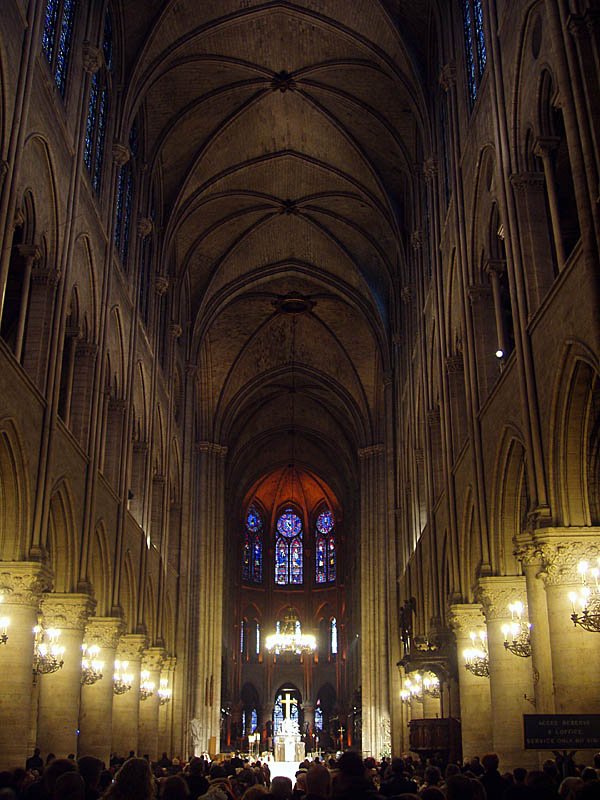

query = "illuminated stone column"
[78,617,124,761]
[138,646,165,761]
[157,656,176,757]
[537,534,600,711]
[112,634,146,757]
[37,594,94,758]
[448,604,492,761]
[0,563,51,769]
[477,578,537,770]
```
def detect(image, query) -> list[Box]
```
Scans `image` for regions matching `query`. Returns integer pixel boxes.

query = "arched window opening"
[486,206,515,361]
[139,191,156,327]
[314,703,323,731]
[0,221,26,355]
[42,0,76,96]
[84,8,112,193]
[550,105,580,261]
[463,0,487,105]
[275,507,303,585]
[243,504,263,584]
[331,617,338,656]
[315,508,335,584]
[114,120,138,270]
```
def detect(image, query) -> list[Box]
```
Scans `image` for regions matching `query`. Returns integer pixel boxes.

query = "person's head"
[446,775,477,800]
[481,754,500,773]
[44,760,77,795]
[209,765,227,781]
[424,766,441,786]
[241,788,268,800]
[336,751,365,778]
[581,769,598,784]
[559,777,584,800]
[514,769,527,785]
[54,773,85,800]
[34,750,41,757]
[110,758,155,800]
[293,773,307,795]
[270,776,292,799]
[305,764,331,798]
[237,769,257,791]
[421,789,445,800]
[160,776,189,800]
[391,759,406,775]
[445,764,461,781]
[78,757,103,790]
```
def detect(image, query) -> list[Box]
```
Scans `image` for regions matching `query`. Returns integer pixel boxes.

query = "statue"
[190,718,203,756]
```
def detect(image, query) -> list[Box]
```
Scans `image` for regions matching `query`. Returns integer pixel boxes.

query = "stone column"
[78,617,124,761]
[448,604,492,761]
[537,535,600,711]
[359,444,390,760]
[112,634,146,757]
[193,442,227,755]
[138,647,164,761]
[477,578,537,770]
[37,594,94,758]
[157,657,176,757]
[0,563,51,769]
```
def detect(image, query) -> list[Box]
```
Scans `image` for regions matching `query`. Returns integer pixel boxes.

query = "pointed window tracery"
[42,0,76,96]
[463,0,487,104]
[242,504,263,584]
[315,509,336,583]
[275,508,303,585]
[114,120,138,269]
[84,8,112,192]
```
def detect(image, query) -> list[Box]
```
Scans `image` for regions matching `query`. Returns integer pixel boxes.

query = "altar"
[274,717,305,762]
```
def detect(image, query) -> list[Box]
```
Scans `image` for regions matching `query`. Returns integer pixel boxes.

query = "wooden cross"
[281,692,297,717]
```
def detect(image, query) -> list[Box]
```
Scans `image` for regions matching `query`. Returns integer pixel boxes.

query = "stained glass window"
[250,708,258,733]
[315,509,336,583]
[275,507,303,585]
[331,617,338,655]
[42,0,76,97]
[84,8,112,192]
[114,121,138,269]
[243,504,263,583]
[240,620,245,654]
[256,623,260,655]
[463,0,487,104]
[273,698,283,735]
[315,705,323,731]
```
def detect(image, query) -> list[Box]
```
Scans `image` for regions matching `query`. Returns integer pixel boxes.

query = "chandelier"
[113,659,133,695]
[266,609,316,655]
[158,677,172,705]
[400,671,440,703]
[569,558,600,633]
[140,670,155,700]
[32,624,65,679]
[502,601,532,657]
[0,596,9,644]
[81,643,104,685]
[463,630,489,677]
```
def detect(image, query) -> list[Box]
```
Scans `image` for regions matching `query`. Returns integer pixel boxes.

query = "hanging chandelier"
[81,643,104,685]
[569,559,600,633]
[0,596,9,644]
[463,630,489,677]
[400,671,440,704]
[158,677,172,705]
[266,609,316,655]
[502,601,532,657]
[139,670,155,700]
[113,659,133,695]
[32,624,65,679]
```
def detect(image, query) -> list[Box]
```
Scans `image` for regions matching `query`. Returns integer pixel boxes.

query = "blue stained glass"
[122,169,133,262]
[252,539,262,581]
[474,0,487,77]
[103,10,113,71]
[93,87,107,191]
[331,617,338,654]
[463,1,477,103]
[316,510,334,534]
[42,0,59,64]
[84,73,98,172]
[55,0,75,95]
[315,706,323,730]
[290,699,299,725]
[291,539,303,584]
[243,505,263,583]
[275,539,288,584]
[114,168,125,248]
[274,699,283,734]
[277,509,302,537]
[242,537,251,581]
[316,536,326,583]
[328,535,336,582]
[250,708,258,733]
[247,506,263,531]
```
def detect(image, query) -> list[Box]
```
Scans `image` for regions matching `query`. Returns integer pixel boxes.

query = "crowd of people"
[1,749,599,800]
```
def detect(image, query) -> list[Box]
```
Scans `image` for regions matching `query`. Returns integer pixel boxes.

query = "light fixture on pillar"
[158,677,172,705]
[502,601,532,657]
[569,559,600,633]
[0,596,9,644]
[400,671,440,704]
[32,624,65,680]
[81,643,104,685]
[266,609,316,655]
[113,660,133,695]
[139,670,155,700]
[463,630,489,677]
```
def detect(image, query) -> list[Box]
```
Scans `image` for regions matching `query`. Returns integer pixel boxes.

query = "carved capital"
[0,160,8,188]
[414,448,424,464]
[537,540,600,586]
[137,217,153,238]
[155,276,169,296]
[15,244,42,265]
[31,266,61,287]
[383,371,393,388]
[423,158,438,182]
[116,633,147,662]
[185,362,198,377]
[411,230,423,251]
[85,616,125,650]
[169,323,183,339]
[142,646,166,673]
[358,444,385,460]
[533,136,561,159]
[112,143,131,167]
[445,353,464,374]
[162,656,177,673]
[41,593,95,631]
[447,603,486,637]
[0,562,53,607]
[82,43,103,74]
[439,62,457,92]
[196,441,228,458]
[133,440,149,454]
[401,286,413,305]
[567,14,587,39]
[427,407,440,426]
[484,258,506,278]
[76,341,98,359]
[510,172,546,192]
[476,576,527,621]
[468,283,492,304]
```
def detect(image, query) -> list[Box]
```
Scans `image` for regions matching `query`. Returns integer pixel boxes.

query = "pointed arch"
[89,522,112,615]
[46,480,78,593]
[0,419,30,561]
[491,428,529,574]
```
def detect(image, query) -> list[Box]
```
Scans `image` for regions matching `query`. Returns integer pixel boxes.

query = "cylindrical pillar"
[37,594,94,758]
[157,657,176,758]
[478,578,537,770]
[449,604,493,762]
[78,617,124,761]
[0,563,51,769]
[138,647,164,761]
[111,634,146,757]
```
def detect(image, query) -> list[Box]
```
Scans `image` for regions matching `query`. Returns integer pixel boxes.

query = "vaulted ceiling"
[123,1,435,502]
